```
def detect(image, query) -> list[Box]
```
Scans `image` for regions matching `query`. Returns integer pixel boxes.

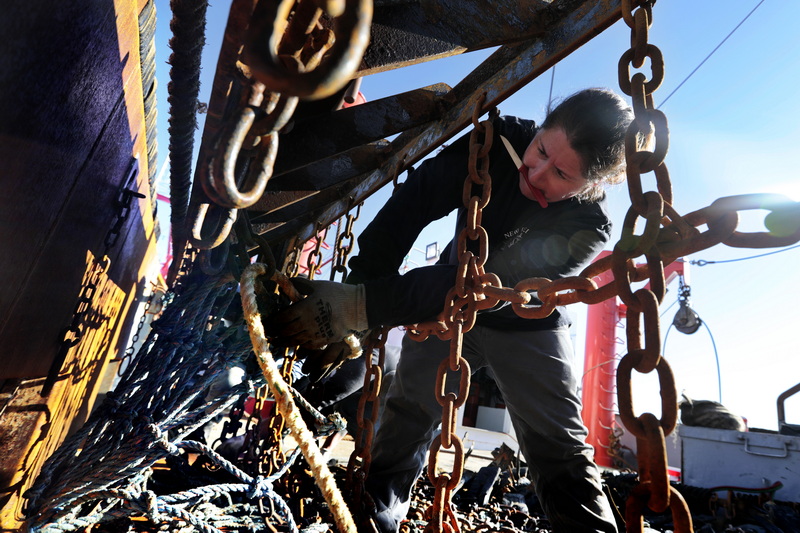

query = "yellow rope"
[240,263,356,533]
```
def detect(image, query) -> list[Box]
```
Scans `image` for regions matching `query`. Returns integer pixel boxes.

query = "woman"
[268,88,640,532]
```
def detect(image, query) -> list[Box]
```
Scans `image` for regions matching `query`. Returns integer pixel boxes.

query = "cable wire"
[546,65,556,115]
[658,0,766,109]
[690,243,800,266]
[662,319,723,404]
[659,297,678,318]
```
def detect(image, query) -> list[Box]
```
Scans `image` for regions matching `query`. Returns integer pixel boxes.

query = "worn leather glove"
[264,278,368,349]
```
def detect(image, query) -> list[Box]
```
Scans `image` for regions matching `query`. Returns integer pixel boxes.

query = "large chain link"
[243,0,372,100]
[203,81,297,210]
[190,0,372,250]
[614,1,690,528]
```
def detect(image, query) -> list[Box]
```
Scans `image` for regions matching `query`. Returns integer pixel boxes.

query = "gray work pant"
[365,325,618,533]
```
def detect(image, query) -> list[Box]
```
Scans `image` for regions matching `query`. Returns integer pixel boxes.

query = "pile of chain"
[393,469,800,533]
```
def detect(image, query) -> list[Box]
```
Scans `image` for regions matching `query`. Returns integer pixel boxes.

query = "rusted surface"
[273,84,450,176]
[265,140,392,193]
[262,0,628,247]
[183,1,628,252]
[358,0,584,76]
[257,174,365,225]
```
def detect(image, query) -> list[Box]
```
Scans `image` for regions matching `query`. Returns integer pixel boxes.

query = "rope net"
[24,269,318,532]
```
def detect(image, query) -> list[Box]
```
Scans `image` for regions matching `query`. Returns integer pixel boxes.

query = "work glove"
[264,278,368,350]
[300,328,372,383]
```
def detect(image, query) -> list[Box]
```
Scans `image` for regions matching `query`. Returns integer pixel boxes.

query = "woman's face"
[519,127,588,203]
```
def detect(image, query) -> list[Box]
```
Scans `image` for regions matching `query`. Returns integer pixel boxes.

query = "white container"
[679,424,800,502]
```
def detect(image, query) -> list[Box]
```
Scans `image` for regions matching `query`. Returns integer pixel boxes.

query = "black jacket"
[348,116,612,331]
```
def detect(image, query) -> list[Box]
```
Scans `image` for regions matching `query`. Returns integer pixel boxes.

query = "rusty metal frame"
[250,0,628,253]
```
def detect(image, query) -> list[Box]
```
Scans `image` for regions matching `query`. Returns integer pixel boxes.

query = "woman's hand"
[263,278,368,349]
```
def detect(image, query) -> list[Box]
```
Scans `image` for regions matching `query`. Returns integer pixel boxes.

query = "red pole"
[581,253,686,468]
[581,251,619,468]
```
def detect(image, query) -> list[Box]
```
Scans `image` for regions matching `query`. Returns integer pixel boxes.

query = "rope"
[166,0,209,284]
[240,263,357,533]
[24,271,291,533]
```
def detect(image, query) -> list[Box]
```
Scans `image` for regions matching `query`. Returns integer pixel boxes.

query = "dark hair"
[541,88,639,201]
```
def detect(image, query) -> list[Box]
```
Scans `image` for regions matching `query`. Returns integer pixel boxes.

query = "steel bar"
[274,84,450,175]
[357,0,582,76]
[263,141,392,194]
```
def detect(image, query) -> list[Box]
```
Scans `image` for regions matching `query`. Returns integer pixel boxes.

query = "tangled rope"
[24,270,306,532]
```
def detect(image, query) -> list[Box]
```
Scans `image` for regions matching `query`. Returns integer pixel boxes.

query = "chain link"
[115,282,167,376]
[330,201,362,282]
[243,0,372,100]
[612,2,690,528]
[204,80,297,210]
[189,0,372,250]
[346,328,389,530]
[404,94,495,533]
[305,224,329,279]
[252,282,298,477]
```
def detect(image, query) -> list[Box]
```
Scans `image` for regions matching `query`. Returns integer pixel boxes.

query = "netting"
[24,270,319,532]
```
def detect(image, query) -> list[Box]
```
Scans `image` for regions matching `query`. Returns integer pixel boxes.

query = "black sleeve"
[347,134,470,283]
[347,132,475,327]
[362,264,458,327]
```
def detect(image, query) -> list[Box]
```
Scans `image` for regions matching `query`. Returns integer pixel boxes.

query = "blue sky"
[152,0,800,431]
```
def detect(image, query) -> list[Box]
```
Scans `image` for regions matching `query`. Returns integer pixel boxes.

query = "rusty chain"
[202,80,297,210]
[115,281,166,377]
[345,327,389,531]
[254,262,300,478]
[330,201,362,282]
[243,0,372,100]
[402,95,496,533]
[286,245,302,278]
[613,1,686,529]
[305,224,329,279]
[403,3,799,532]
[189,0,372,250]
